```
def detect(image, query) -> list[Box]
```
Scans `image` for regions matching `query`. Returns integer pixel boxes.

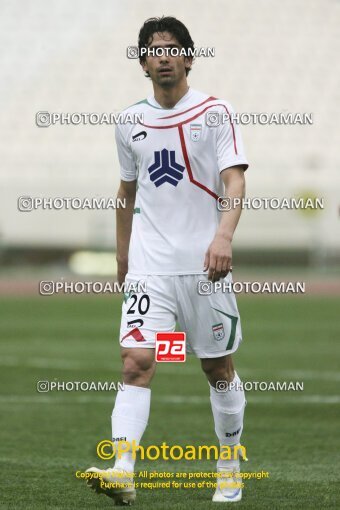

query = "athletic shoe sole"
[86,467,136,506]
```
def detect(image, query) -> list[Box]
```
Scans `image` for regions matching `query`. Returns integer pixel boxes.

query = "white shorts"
[119,273,242,358]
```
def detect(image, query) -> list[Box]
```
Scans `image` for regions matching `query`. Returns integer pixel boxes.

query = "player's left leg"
[201,355,246,503]
[175,274,246,502]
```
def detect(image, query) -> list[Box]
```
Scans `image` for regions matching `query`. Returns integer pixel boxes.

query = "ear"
[184,56,193,72]
[141,60,149,74]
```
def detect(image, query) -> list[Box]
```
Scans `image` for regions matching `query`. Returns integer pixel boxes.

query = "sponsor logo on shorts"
[127,319,144,328]
[155,332,186,362]
[212,323,225,341]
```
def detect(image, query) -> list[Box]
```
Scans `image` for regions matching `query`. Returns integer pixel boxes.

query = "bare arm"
[204,166,246,282]
[116,179,137,285]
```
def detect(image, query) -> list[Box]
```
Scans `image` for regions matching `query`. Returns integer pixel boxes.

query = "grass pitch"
[0,295,339,509]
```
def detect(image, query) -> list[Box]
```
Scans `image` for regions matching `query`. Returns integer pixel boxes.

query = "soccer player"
[86,16,248,504]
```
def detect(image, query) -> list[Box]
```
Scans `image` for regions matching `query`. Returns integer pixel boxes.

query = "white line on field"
[277,369,340,382]
[0,394,339,404]
[0,356,197,373]
[1,356,340,381]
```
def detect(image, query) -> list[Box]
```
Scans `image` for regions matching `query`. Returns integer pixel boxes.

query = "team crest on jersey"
[190,123,202,141]
[212,323,225,341]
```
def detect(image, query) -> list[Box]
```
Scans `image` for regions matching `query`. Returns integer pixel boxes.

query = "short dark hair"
[138,16,195,77]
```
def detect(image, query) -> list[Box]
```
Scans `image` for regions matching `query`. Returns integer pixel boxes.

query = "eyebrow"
[147,43,181,49]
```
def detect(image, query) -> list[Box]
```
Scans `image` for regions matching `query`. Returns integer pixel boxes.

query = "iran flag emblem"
[190,123,202,141]
[212,323,225,341]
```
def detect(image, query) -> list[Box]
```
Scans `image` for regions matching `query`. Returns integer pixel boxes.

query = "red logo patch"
[155,332,186,362]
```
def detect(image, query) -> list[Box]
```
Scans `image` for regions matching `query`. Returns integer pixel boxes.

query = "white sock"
[111,384,151,472]
[209,372,246,470]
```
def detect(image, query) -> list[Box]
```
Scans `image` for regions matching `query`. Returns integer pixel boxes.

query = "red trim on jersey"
[141,104,220,129]
[121,327,145,342]
[159,96,217,119]
[178,125,219,200]
[223,105,238,155]
[141,103,238,156]
[139,101,239,200]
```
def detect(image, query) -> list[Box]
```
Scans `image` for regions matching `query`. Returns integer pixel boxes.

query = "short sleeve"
[115,125,137,181]
[216,103,249,172]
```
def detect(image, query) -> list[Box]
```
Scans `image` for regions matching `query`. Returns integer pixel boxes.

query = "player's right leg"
[86,348,155,506]
[111,347,156,473]
[86,274,176,505]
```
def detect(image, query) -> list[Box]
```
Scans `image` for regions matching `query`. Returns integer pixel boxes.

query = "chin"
[157,76,176,86]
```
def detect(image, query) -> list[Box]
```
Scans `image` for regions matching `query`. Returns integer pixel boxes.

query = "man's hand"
[204,234,232,282]
[203,166,245,282]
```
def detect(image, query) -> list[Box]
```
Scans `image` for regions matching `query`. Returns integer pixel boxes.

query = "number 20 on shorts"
[155,332,186,362]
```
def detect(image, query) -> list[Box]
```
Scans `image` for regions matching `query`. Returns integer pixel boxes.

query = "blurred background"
[0,0,339,286]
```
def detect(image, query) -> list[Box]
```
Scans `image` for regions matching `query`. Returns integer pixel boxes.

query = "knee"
[122,350,155,387]
[201,358,235,386]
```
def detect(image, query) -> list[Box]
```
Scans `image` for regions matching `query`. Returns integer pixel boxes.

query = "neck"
[153,80,189,109]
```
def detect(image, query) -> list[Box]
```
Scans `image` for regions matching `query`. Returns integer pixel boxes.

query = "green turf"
[0,295,339,509]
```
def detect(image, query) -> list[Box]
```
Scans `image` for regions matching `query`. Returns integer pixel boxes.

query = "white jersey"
[115,88,248,275]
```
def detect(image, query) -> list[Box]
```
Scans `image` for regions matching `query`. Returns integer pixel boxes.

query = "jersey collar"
[147,87,193,110]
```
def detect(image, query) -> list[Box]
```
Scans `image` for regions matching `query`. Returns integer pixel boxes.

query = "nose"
[159,49,170,64]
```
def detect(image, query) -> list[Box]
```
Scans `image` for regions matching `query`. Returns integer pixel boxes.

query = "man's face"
[141,31,192,87]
